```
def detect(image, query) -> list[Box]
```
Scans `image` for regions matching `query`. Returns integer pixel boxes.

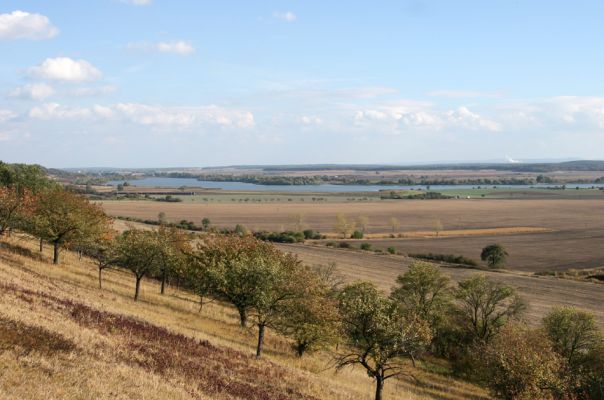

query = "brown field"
[275,244,604,328]
[0,236,489,400]
[101,198,604,272]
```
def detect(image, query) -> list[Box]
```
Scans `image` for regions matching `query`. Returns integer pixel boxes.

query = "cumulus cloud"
[28,102,255,129]
[27,57,102,82]
[71,85,118,96]
[9,83,55,100]
[273,11,297,22]
[300,115,322,125]
[0,10,58,40]
[446,106,501,131]
[127,40,195,55]
[0,109,17,122]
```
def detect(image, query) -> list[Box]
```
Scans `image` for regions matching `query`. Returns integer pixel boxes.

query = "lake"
[107,177,604,193]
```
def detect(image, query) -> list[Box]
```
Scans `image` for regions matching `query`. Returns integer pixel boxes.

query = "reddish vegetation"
[0,283,317,400]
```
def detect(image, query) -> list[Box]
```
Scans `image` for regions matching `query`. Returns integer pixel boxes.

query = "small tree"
[0,187,34,237]
[481,243,508,268]
[114,229,162,301]
[543,307,602,371]
[158,212,167,224]
[335,214,355,238]
[80,235,116,289]
[433,218,443,237]
[389,217,400,233]
[454,274,525,343]
[356,215,369,233]
[476,324,565,400]
[201,217,211,231]
[336,282,432,400]
[390,262,451,329]
[156,225,190,295]
[31,188,111,264]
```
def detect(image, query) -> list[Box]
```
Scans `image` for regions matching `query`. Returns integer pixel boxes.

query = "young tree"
[114,229,162,301]
[543,307,602,370]
[433,218,443,237]
[480,243,508,268]
[356,215,369,233]
[336,282,432,400]
[201,217,211,231]
[454,274,525,343]
[476,323,565,400]
[335,214,355,238]
[390,262,451,329]
[389,217,400,234]
[0,187,34,237]
[31,188,111,264]
[156,225,190,295]
[277,266,340,357]
[79,235,117,289]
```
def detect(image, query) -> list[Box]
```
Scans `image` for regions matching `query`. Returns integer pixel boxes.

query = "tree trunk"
[198,295,204,312]
[256,323,266,358]
[98,267,103,289]
[134,275,142,301]
[296,341,307,357]
[160,270,166,294]
[238,307,247,327]
[53,242,60,264]
[374,376,384,400]
[39,238,44,252]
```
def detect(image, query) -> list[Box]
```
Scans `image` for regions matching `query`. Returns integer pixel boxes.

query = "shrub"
[351,230,364,239]
[387,247,396,254]
[409,253,478,267]
[302,229,323,239]
[360,243,372,251]
[338,242,351,249]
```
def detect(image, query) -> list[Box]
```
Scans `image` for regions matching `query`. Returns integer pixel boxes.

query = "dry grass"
[0,236,489,400]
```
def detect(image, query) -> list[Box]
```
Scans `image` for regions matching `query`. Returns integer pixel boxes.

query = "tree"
[454,274,525,343]
[356,215,369,233]
[30,188,111,264]
[543,307,602,371]
[335,214,355,238]
[480,243,508,268]
[336,282,432,400]
[0,187,34,237]
[158,212,167,224]
[201,217,211,231]
[476,324,565,400]
[80,235,117,289]
[114,229,162,301]
[433,218,443,237]
[156,225,190,295]
[290,213,306,231]
[277,266,340,357]
[389,217,400,234]
[390,262,451,329]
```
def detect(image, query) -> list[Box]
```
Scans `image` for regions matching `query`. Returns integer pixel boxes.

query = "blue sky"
[1,1,604,167]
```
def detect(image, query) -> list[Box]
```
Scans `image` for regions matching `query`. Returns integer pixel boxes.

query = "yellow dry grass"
[0,235,490,400]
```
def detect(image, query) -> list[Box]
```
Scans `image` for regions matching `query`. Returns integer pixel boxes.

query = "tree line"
[1,161,602,400]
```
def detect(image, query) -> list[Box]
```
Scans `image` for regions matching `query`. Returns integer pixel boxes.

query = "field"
[0,236,489,400]
[275,244,604,328]
[101,198,604,272]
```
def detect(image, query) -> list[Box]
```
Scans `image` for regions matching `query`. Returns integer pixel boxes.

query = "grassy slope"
[0,236,489,400]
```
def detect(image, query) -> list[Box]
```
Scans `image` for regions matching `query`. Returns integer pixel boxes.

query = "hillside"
[0,235,489,400]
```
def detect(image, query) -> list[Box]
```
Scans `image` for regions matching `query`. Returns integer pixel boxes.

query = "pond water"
[107,177,604,193]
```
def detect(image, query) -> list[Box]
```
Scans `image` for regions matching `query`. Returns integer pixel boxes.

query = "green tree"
[390,262,451,329]
[30,188,111,264]
[336,282,432,400]
[156,225,190,295]
[201,217,211,231]
[543,307,602,372]
[114,229,162,301]
[480,243,508,268]
[454,274,525,343]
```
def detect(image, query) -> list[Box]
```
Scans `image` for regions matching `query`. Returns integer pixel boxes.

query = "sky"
[1,1,604,168]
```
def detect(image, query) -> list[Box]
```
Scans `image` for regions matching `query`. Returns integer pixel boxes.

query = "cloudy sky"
[1,1,604,168]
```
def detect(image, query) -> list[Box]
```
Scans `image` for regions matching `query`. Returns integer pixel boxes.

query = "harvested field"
[276,244,604,328]
[101,198,604,272]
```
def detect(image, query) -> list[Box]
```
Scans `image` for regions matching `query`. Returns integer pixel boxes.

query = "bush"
[325,242,335,247]
[253,230,305,243]
[351,230,364,239]
[409,253,478,267]
[387,247,396,254]
[338,242,351,249]
[360,243,372,251]
[302,229,323,240]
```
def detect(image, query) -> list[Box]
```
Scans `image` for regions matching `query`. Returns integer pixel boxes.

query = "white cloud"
[10,83,55,100]
[273,11,297,22]
[127,40,195,55]
[300,115,322,125]
[28,57,102,82]
[0,10,58,40]
[157,41,195,55]
[0,109,17,122]
[446,106,501,131]
[71,85,118,96]
[120,0,151,5]
[28,102,255,129]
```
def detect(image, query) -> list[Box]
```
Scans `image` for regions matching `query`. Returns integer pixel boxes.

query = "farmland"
[101,197,604,272]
